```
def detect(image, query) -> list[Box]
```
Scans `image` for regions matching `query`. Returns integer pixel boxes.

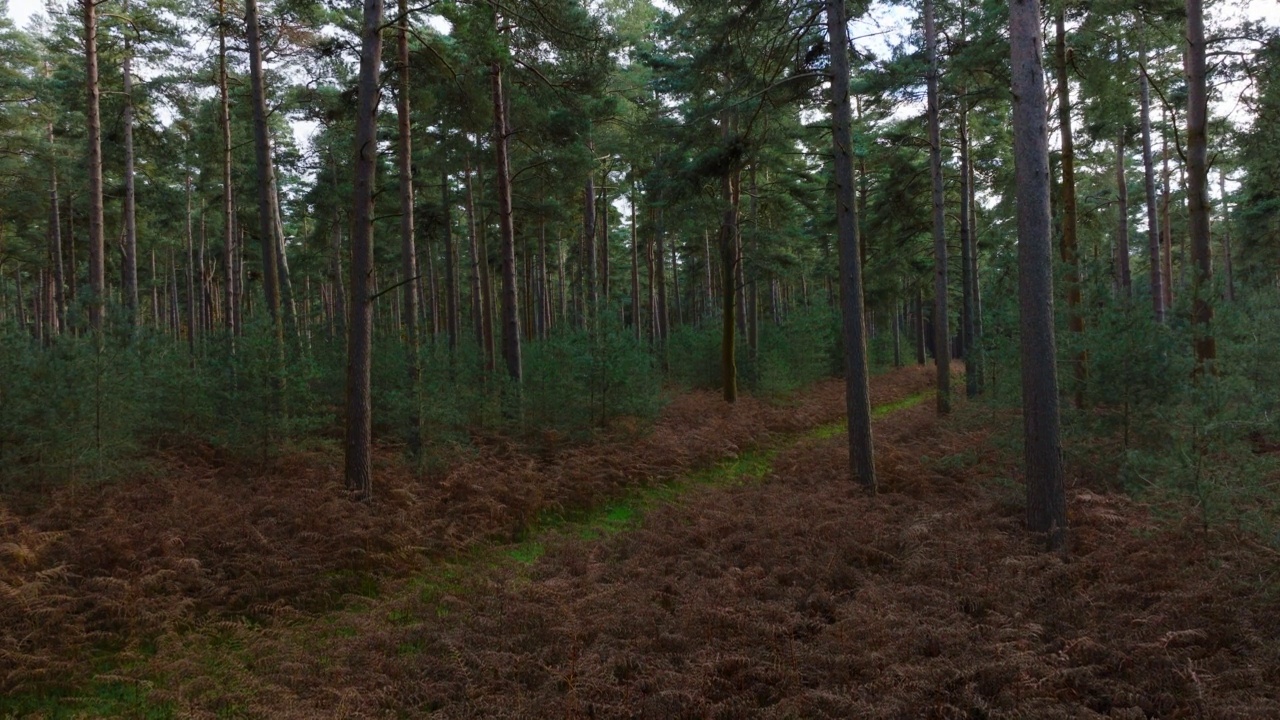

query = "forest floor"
[4,365,1280,718]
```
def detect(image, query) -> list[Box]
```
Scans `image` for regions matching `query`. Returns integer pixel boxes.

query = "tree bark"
[344,0,384,501]
[219,0,237,339]
[1010,0,1067,551]
[1138,24,1165,322]
[584,169,598,312]
[828,0,877,492]
[84,0,105,333]
[1116,130,1132,295]
[245,0,282,330]
[122,0,139,325]
[1055,10,1085,407]
[492,61,522,382]
[960,100,978,398]
[397,0,420,349]
[630,189,641,339]
[1185,0,1215,369]
[443,168,460,350]
[925,0,950,414]
[47,120,64,335]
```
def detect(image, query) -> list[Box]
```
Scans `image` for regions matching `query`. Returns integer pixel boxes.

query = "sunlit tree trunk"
[1011,0,1067,551]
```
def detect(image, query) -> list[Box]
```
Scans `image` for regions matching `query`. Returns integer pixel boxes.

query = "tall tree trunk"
[122,0,139,325]
[47,121,64,335]
[219,0,237,339]
[1219,170,1235,302]
[960,99,978,398]
[84,0,105,333]
[345,0,384,501]
[245,0,282,330]
[925,0,950,414]
[1161,123,1175,311]
[1010,0,1067,551]
[1185,0,1215,370]
[1138,24,1165,321]
[443,168,460,349]
[584,168,598,312]
[600,176,610,301]
[1055,10,1085,407]
[655,208,668,342]
[492,61,522,382]
[670,231,681,329]
[718,112,740,402]
[397,0,420,349]
[828,0,877,492]
[630,189,640,339]
[186,172,197,352]
[465,158,484,351]
[1116,130,1132,295]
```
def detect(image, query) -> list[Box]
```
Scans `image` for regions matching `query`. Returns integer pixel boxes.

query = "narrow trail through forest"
[5,365,1280,718]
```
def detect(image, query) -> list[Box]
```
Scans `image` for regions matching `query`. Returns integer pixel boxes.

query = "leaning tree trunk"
[925,0,950,415]
[1010,0,1067,551]
[84,0,105,333]
[491,61,522,383]
[1185,0,1215,371]
[828,0,877,493]
[344,0,384,501]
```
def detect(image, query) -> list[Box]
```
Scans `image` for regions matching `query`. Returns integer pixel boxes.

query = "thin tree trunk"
[121,0,139,325]
[960,99,978,398]
[397,0,420,356]
[1138,23,1165,321]
[1116,130,1132,295]
[630,190,640,339]
[655,208,668,342]
[48,121,64,335]
[1185,0,1215,369]
[491,60,522,382]
[1219,170,1235,302]
[186,172,197,351]
[443,167,459,350]
[219,0,237,339]
[1010,0,1067,551]
[584,167,598,311]
[344,0,384,500]
[1161,124,1174,311]
[465,157,484,351]
[925,0,950,414]
[828,0,877,491]
[1055,10,1085,407]
[84,0,105,333]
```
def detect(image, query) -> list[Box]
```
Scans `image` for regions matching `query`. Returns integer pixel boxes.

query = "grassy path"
[2,373,934,718]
